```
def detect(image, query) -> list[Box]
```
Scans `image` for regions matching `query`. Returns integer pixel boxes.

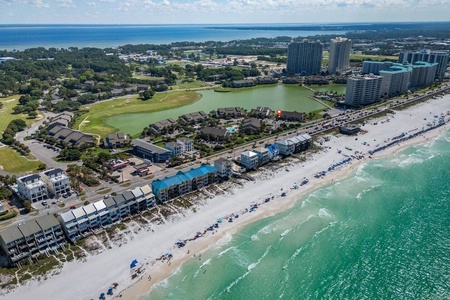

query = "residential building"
[241,118,261,134]
[149,118,177,133]
[57,211,79,241]
[0,215,66,266]
[345,75,383,106]
[249,106,273,119]
[103,197,121,223]
[379,64,412,97]
[362,61,394,75]
[47,125,94,148]
[240,151,259,170]
[275,134,312,156]
[47,112,74,129]
[286,39,323,75]
[256,77,278,84]
[17,174,48,203]
[279,111,305,122]
[138,184,156,208]
[265,144,280,160]
[410,61,438,88]
[216,107,246,119]
[328,37,352,74]
[231,79,255,88]
[103,132,128,149]
[166,142,183,157]
[180,111,209,124]
[214,158,233,178]
[112,194,131,218]
[41,168,70,197]
[132,139,173,163]
[92,200,111,227]
[199,127,231,142]
[151,164,217,202]
[399,50,449,79]
[122,191,138,214]
[177,138,194,153]
[253,147,270,166]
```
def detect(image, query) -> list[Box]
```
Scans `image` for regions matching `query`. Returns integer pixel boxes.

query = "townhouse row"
[58,184,155,242]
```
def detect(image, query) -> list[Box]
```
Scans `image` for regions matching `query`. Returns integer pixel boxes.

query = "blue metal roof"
[266,143,279,154]
[152,165,217,193]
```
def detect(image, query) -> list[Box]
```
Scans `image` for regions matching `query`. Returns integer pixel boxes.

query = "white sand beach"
[6,95,450,300]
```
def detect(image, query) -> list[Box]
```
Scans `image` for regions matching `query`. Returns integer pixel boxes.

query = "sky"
[0,0,449,24]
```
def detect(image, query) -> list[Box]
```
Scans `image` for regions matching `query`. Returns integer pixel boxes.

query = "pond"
[104,84,337,136]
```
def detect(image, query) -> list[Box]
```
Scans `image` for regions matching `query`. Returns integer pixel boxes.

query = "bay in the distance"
[0,24,346,51]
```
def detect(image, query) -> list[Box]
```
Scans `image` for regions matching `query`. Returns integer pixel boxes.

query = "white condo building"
[328,37,352,74]
[399,50,449,79]
[17,174,48,202]
[41,168,70,196]
[345,75,384,106]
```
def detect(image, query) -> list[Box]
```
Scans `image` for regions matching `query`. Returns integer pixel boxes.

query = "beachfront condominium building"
[0,215,66,266]
[399,50,449,79]
[410,61,438,88]
[151,164,217,202]
[274,134,312,156]
[17,174,48,203]
[379,64,412,98]
[214,158,233,178]
[286,39,323,75]
[328,37,352,74]
[41,168,70,197]
[240,151,259,170]
[362,61,394,75]
[253,148,271,166]
[345,75,383,106]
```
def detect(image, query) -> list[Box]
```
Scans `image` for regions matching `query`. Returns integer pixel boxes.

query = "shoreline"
[118,110,449,299]
[5,95,450,300]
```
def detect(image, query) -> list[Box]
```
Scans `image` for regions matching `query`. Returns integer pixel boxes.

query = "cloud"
[57,0,74,7]
[22,0,49,8]
[87,1,96,6]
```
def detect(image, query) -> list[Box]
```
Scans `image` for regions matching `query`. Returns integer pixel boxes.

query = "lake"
[104,84,332,136]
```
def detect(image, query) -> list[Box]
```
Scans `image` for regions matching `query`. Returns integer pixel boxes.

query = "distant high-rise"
[398,50,449,79]
[345,75,383,106]
[362,61,394,75]
[328,37,352,74]
[286,39,323,75]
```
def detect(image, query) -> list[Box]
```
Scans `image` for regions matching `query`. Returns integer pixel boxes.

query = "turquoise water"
[145,130,450,299]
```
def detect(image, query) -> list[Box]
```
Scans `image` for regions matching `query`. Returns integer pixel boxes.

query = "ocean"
[0,24,345,51]
[145,131,450,299]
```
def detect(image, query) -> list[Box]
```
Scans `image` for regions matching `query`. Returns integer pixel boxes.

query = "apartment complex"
[151,164,217,202]
[286,39,323,75]
[214,158,233,178]
[58,184,155,242]
[345,75,384,106]
[362,61,395,75]
[132,139,173,163]
[17,174,48,203]
[165,138,194,157]
[240,151,259,170]
[399,50,449,79]
[328,37,352,74]
[0,215,66,266]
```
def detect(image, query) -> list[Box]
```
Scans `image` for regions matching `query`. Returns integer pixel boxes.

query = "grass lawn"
[0,147,40,173]
[0,95,44,137]
[350,54,398,61]
[74,91,201,137]
[131,73,165,81]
